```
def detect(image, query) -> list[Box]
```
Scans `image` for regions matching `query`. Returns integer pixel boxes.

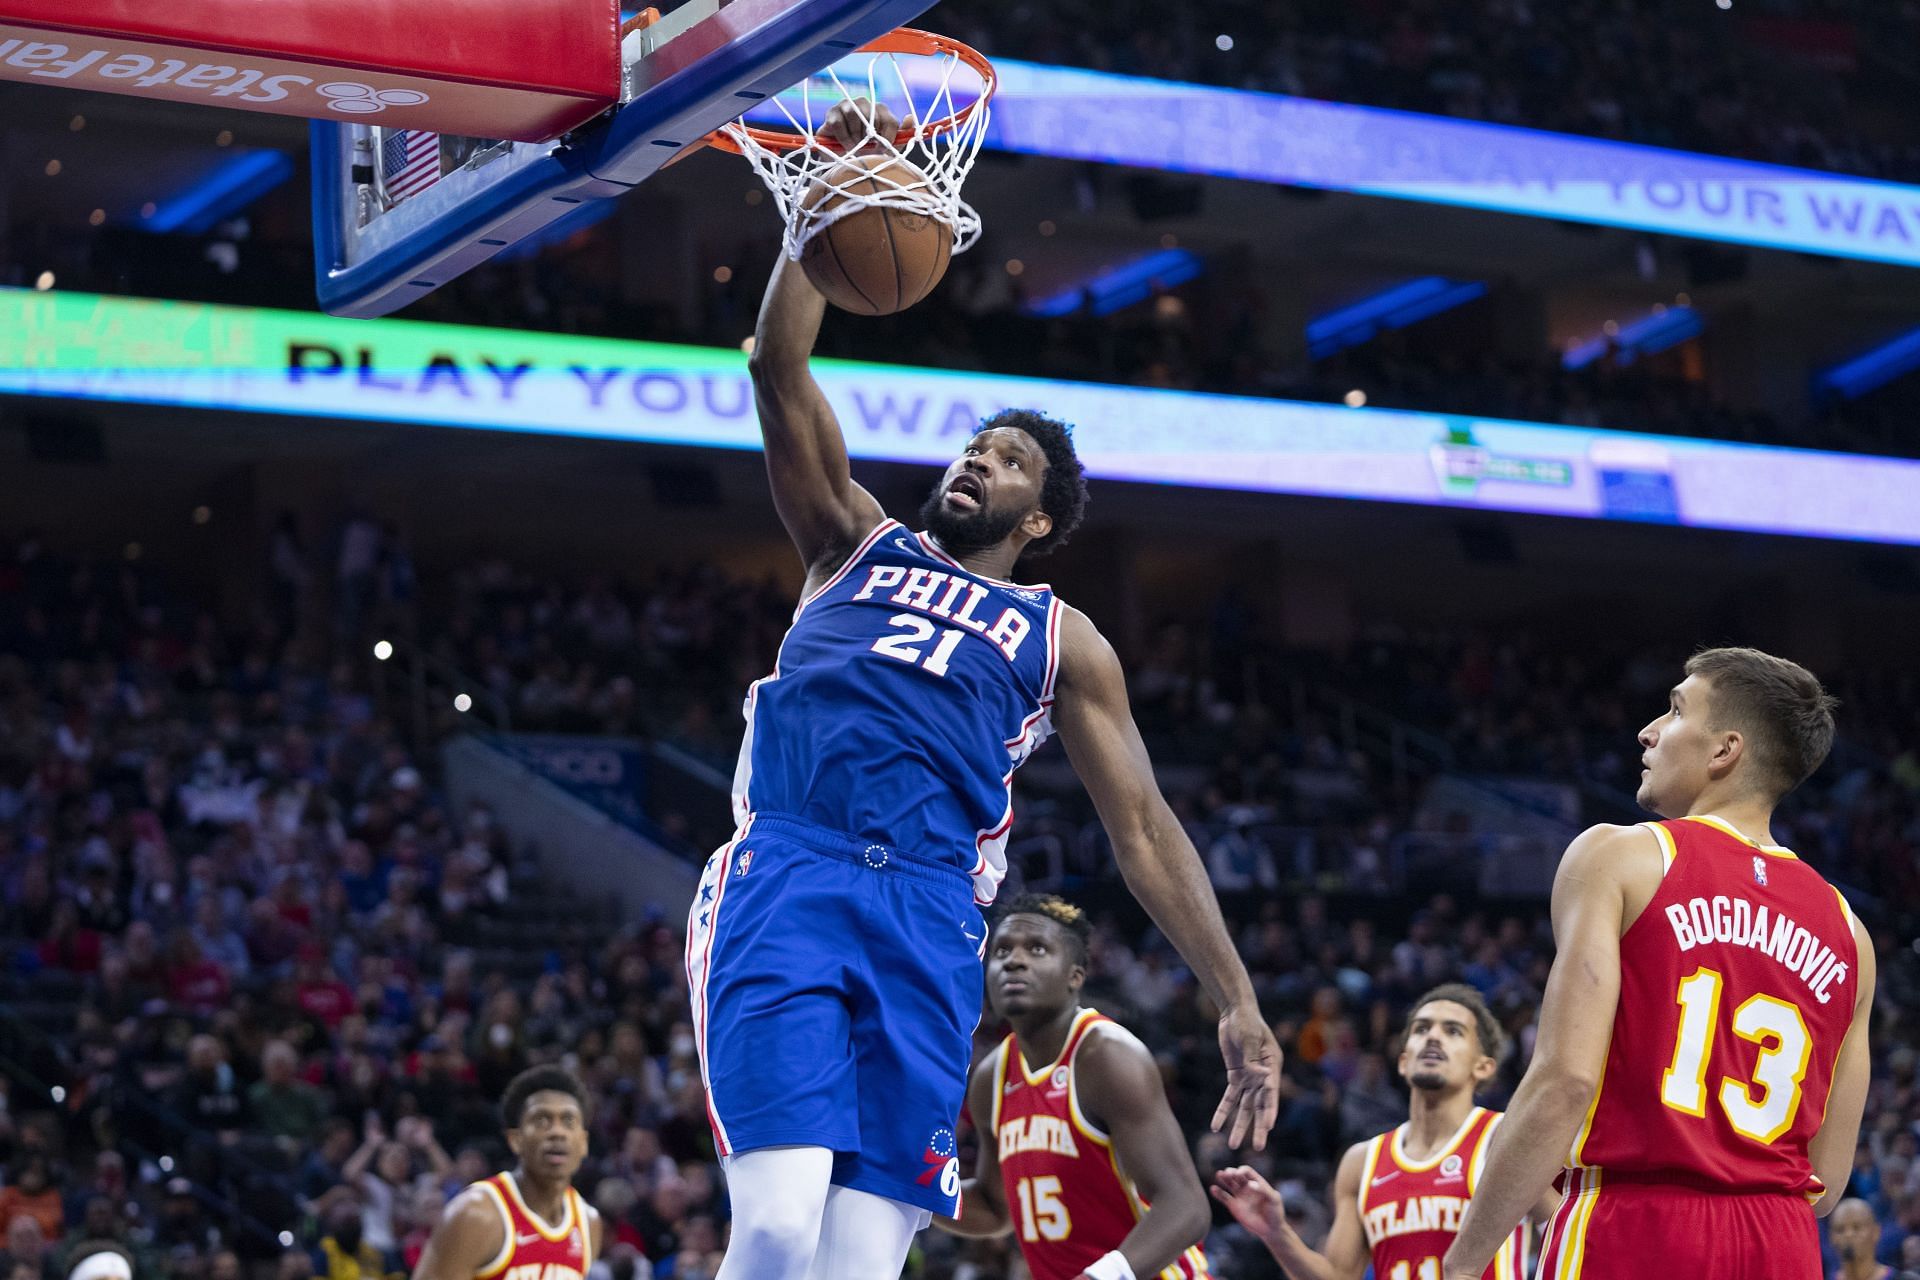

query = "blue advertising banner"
[7,288,1920,545]
[750,58,1920,267]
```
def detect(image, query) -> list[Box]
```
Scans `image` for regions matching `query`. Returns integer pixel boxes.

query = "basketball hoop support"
[312,0,937,318]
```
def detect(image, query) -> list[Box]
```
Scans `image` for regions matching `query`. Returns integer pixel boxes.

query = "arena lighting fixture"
[1563,305,1704,370]
[1305,277,1487,359]
[1815,325,1920,401]
[373,640,394,661]
[454,693,473,712]
[142,150,294,235]
[1024,248,1204,318]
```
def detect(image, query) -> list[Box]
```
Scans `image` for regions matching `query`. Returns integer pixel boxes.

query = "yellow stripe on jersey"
[1643,821,1679,875]
[1357,1135,1385,1240]
[1553,1166,1603,1280]
[1567,1041,1611,1168]
[473,1180,515,1280]
[989,1041,1011,1134]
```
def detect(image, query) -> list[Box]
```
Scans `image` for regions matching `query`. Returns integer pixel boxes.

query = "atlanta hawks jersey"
[989,1009,1210,1280]
[1567,815,1859,1195]
[470,1173,592,1280]
[733,518,1061,905]
[1358,1108,1528,1280]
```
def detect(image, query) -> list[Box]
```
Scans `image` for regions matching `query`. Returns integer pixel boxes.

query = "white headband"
[69,1252,133,1280]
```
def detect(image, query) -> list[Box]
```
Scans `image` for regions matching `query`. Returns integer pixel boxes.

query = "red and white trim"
[914,530,1051,593]
[972,767,1016,905]
[685,820,752,1156]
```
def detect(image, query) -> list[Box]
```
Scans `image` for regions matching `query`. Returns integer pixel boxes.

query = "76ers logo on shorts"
[917,1126,960,1198]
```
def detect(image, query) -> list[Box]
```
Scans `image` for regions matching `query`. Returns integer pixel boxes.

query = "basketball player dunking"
[1212,985,1555,1280]
[940,896,1213,1280]
[412,1068,600,1280]
[1445,648,1876,1280]
[687,98,1279,1280]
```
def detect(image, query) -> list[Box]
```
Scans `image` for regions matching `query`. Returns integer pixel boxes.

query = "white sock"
[803,1184,930,1280]
[715,1146,834,1280]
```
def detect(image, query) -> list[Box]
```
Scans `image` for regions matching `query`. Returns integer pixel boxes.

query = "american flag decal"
[380,129,440,202]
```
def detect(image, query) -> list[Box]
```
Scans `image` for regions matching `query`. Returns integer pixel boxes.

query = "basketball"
[799,155,953,316]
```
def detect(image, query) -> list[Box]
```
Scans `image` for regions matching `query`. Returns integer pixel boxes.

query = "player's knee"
[729,1199,822,1267]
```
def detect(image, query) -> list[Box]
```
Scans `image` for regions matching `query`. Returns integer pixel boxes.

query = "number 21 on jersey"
[871,614,965,677]
[1389,1261,1439,1280]
[1660,966,1813,1142]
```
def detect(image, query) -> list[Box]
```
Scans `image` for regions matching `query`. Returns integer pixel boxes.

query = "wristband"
[1081,1251,1136,1280]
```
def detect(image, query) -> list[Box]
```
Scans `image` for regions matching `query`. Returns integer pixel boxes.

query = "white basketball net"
[722,46,992,263]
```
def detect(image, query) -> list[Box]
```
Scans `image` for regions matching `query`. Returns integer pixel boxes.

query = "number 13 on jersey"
[1661,967,1813,1143]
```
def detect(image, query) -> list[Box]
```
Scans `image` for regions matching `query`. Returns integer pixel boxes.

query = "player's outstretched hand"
[818,96,916,153]
[1213,1004,1281,1149]
[1210,1166,1289,1247]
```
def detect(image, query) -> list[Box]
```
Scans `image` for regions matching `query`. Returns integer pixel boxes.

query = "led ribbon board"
[749,59,1920,268]
[7,288,1920,544]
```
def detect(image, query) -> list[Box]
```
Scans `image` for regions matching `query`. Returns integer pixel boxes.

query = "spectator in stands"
[250,1042,328,1148]
[342,1118,449,1263]
[312,1203,391,1280]
[148,1183,211,1256]
[0,1216,56,1280]
[167,1037,247,1143]
[1830,1198,1918,1280]
[0,1161,64,1242]
[61,1242,133,1280]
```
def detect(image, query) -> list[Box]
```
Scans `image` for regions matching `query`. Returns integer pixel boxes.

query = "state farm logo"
[0,38,433,114]
[318,82,431,114]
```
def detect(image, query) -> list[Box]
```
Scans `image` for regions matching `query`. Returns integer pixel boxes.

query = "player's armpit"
[747,254,887,576]
[1317,1143,1373,1280]
[1051,607,1277,1150]
[410,1186,506,1280]
[1074,1028,1210,1275]
[938,1053,1012,1238]
[1445,824,1650,1280]
[1809,917,1876,1216]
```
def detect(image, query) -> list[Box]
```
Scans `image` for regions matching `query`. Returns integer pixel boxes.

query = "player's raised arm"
[1809,916,1876,1217]
[1074,1028,1211,1276]
[1443,824,1655,1280]
[1213,1144,1370,1280]
[410,1186,507,1280]
[938,1053,1013,1238]
[1050,605,1279,1150]
[745,101,889,575]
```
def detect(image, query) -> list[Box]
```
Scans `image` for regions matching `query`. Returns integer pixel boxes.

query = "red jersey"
[1358,1107,1528,1280]
[471,1173,592,1280]
[1569,816,1859,1200]
[990,1009,1210,1280]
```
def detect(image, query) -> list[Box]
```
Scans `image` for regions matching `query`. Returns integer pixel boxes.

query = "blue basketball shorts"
[684,811,986,1216]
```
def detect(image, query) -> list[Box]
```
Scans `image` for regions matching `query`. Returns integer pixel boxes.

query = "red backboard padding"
[0,0,620,140]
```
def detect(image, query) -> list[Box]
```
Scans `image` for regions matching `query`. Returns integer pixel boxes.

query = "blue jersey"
[732,519,1062,904]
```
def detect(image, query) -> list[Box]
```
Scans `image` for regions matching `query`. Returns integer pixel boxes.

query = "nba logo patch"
[1752,856,1768,887]
[736,849,755,877]
[1440,1154,1464,1182]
